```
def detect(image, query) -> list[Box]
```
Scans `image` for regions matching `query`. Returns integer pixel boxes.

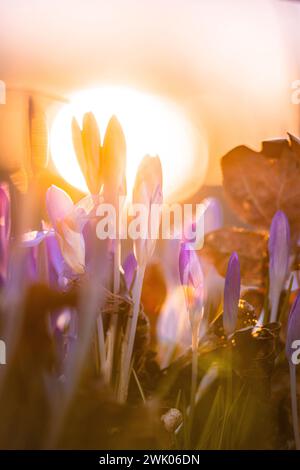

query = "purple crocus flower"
[179,242,204,349]
[21,230,50,248]
[21,230,49,282]
[133,155,163,267]
[179,243,204,302]
[0,183,10,284]
[286,292,300,449]
[223,252,240,336]
[268,210,290,322]
[46,185,87,274]
[286,292,300,364]
[122,252,137,291]
[21,230,61,285]
[21,229,70,287]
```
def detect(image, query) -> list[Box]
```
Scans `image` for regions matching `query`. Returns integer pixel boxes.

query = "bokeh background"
[1,0,300,205]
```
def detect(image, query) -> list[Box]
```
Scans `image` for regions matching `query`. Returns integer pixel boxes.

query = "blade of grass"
[132,367,146,404]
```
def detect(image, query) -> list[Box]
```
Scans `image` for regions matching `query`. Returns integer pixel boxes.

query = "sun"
[50,86,207,201]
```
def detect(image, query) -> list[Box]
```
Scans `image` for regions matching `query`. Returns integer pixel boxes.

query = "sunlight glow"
[50,87,207,200]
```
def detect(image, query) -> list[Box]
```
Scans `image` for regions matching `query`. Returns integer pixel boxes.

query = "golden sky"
[0,0,300,192]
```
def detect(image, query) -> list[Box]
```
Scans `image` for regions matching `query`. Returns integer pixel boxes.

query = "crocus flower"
[72,112,102,195]
[21,230,49,282]
[0,183,10,283]
[157,286,192,368]
[102,115,127,204]
[133,155,163,267]
[179,242,204,420]
[46,185,88,274]
[118,157,163,401]
[122,252,137,291]
[179,242,204,350]
[223,252,240,336]
[286,292,300,449]
[268,210,290,322]
[286,292,300,364]
[21,230,66,286]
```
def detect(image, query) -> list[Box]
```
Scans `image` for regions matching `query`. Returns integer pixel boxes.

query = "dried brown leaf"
[221,135,300,237]
[201,227,268,287]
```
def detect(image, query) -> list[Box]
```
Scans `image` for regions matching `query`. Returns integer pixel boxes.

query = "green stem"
[190,343,198,429]
[270,292,279,323]
[187,324,199,448]
[132,368,146,404]
[104,239,120,385]
[118,264,145,402]
[278,276,294,323]
[96,315,106,375]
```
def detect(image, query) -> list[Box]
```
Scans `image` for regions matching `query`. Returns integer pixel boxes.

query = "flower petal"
[72,117,87,181]
[286,292,300,362]
[133,155,162,205]
[58,223,85,274]
[133,156,163,267]
[102,115,127,202]
[179,242,204,327]
[123,252,137,291]
[21,230,50,248]
[82,112,102,194]
[46,185,74,228]
[268,210,290,321]
[179,242,190,286]
[269,210,290,282]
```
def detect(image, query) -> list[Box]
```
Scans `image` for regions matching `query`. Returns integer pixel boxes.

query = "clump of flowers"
[0,126,299,451]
